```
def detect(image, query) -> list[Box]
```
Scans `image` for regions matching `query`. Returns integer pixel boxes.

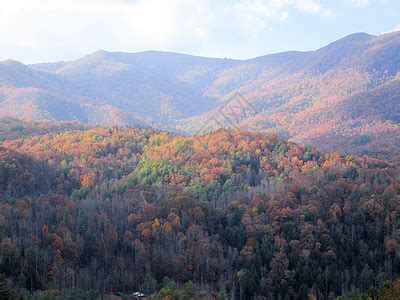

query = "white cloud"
[0,0,211,62]
[346,0,371,7]
[224,0,330,31]
[297,0,322,13]
[0,0,331,63]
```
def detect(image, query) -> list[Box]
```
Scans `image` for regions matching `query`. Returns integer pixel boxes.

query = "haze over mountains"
[0,31,399,163]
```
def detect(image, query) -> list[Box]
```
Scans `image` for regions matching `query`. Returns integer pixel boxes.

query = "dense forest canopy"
[0,122,399,299]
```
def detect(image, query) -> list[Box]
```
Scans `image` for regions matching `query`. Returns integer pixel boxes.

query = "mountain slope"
[0,31,399,163]
[179,32,400,163]
[32,50,238,124]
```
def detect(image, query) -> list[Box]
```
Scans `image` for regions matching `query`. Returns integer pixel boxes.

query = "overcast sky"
[0,0,399,64]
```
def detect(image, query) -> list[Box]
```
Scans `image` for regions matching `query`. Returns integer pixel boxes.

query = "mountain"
[178,32,400,164]
[30,50,238,125]
[0,31,399,163]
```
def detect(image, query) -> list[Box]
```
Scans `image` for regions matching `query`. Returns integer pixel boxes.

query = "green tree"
[143,272,158,296]
[180,281,196,299]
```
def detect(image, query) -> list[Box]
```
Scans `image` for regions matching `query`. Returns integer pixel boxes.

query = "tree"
[180,281,196,299]
[143,272,158,296]
[0,277,13,300]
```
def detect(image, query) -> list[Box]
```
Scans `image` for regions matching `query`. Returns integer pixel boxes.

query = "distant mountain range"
[0,31,399,163]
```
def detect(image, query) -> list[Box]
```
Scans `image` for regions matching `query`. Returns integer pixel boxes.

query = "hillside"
[178,32,400,164]
[0,32,399,164]
[0,117,88,141]
[1,126,400,298]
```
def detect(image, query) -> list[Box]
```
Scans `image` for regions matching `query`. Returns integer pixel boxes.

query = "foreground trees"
[0,127,399,298]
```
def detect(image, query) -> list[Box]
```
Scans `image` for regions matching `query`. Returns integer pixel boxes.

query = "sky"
[0,0,399,64]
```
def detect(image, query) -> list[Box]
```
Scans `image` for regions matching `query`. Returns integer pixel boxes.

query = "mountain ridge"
[0,31,399,164]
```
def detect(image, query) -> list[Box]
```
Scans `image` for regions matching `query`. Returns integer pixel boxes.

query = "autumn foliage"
[0,124,399,298]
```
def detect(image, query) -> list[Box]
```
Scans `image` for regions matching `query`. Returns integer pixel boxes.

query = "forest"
[0,122,400,299]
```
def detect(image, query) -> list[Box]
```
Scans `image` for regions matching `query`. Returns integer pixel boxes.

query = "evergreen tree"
[143,272,158,296]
